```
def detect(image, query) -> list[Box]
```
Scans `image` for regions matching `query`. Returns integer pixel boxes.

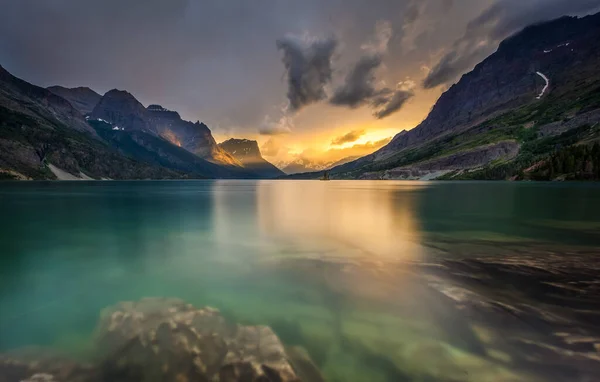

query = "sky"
[1,0,599,166]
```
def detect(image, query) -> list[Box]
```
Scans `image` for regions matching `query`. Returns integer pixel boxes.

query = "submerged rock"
[95,297,301,382]
[1,298,308,382]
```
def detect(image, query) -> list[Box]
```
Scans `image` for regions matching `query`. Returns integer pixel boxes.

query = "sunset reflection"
[256,181,428,261]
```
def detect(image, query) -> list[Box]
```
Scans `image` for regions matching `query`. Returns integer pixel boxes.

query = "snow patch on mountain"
[535,72,550,99]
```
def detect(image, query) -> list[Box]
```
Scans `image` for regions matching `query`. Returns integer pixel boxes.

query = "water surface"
[1,180,599,381]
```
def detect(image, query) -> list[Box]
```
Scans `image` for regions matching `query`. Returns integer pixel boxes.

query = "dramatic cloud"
[374,89,415,119]
[261,138,282,157]
[331,20,392,108]
[331,129,366,146]
[3,0,596,145]
[276,35,337,112]
[329,20,413,118]
[361,20,393,55]
[327,137,392,155]
[330,55,384,108]
[259,113,293,135]
[423,0,600,88]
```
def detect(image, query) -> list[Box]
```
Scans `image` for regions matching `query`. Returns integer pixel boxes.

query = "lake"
[1,180,600,382]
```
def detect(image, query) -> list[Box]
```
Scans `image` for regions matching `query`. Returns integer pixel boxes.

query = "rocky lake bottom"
[1,180,599,382]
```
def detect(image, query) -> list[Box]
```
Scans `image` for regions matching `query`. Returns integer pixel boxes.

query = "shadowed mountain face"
[47,86,101,115]
[146,105,241,167]
[218,138,285,178]
[328,13,600,180]
[0,67,265,179]
[90,119,257,179]
[0,66,183,180]
[91,95,240,167]
[0,66,95,136]
[91,89,153,133]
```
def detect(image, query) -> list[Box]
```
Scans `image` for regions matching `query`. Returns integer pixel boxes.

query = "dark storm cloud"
[403,0,423,25]
[0,0,334,131]
[374,88,415,119]
[423,0,600,88]
[330,54,383,108]
[331,130,366,145]
[330,57,415,119]
[276,36,337,112]
[327,19,414,119]
[5,0,595,134]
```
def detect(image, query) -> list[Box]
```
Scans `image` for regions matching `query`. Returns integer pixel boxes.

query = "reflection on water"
[257,181,426,260]
[0,180,599,382]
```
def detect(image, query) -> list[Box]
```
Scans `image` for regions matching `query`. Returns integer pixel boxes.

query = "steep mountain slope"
[91,95,241,167]
[329,13,600,180]
[90,120,256,179]
[91,89,153,132]
[218,138,284,178]
[146,105,241,166]
[0,66,95,135]
[0,66,183,180]
[47,86,101,115]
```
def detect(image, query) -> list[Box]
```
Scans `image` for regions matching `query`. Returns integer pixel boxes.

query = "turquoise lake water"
[1,180,599,381]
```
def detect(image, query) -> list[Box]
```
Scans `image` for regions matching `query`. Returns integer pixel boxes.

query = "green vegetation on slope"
[333,77,600,181]
[0,106,183,180]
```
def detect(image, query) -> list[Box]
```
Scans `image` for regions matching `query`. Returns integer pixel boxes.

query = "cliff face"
[0,66,183,180]
[218,138,284,178]
[330,13,600,179]
[146,105,241,166]
[91,89,154,133]
[91,96,240,167]
[47,86,101,115]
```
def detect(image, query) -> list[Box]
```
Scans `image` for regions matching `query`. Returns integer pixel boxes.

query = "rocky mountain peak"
[147,104,181,120]
[218,138,284,178]
[91,89,152,132]
[219,138,261,159]
[47,85,101,115]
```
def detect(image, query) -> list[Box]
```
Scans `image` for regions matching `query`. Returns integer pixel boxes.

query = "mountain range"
[290,13,600,181]
[0,68,282,180]
[2,12,600,181]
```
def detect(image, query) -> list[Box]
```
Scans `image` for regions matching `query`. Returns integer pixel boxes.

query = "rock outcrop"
[96,298,300,382]
[218,139,285,178]
[0,298,308,382]
[146,105,241,167]
[91,90,153,133]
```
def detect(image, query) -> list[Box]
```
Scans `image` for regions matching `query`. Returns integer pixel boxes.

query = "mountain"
[89,120,256,179]
[328,13,600,181]
[0,66,96,136]
[280,155,361,176]
[90,94,241,167]
[145,105,241,166]
[91,89,153,132]
[0,65,183,180]
[280,157,332,175]
[47,86,101,115]
[218,138,284,178]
